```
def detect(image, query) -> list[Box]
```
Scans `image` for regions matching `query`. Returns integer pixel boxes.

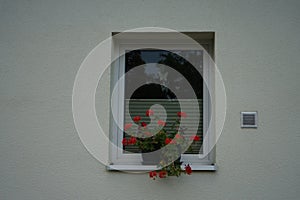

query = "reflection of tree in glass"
[125,50,146,99]
[158,52,203,99]
[125,50,145,72]
[124,50,203,99]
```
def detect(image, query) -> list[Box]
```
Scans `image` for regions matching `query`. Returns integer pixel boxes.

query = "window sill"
[106,164,217,171]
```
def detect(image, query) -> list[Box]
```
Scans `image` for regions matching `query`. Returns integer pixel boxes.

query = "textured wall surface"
[1,0,300,199]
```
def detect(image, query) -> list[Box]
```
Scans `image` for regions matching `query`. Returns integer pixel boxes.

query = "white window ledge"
[106,164,217,171]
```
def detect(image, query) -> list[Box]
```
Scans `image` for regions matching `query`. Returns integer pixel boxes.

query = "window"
[108,32,216,171]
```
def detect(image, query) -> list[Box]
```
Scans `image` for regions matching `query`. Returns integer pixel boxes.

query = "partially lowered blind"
[123,99,203,154]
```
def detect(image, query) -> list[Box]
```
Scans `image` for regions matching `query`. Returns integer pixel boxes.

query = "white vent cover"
[241,111,258,128]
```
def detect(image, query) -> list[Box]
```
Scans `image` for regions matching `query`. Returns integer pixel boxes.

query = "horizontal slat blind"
[123,99,203,154]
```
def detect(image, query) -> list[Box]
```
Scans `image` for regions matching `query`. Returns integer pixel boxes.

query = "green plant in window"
[123,109,199,179]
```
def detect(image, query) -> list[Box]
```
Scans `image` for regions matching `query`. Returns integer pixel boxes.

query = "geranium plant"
[123,109,200,179]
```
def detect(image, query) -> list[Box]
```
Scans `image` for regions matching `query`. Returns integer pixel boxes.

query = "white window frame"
[108,33,216,171]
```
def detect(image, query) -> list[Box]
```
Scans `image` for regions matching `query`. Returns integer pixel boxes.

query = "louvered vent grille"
[241,112,258,128]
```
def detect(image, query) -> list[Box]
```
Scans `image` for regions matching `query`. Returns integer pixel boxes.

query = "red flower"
[149,171,157,179]
[129,137,137,145]
[124,123,132,131]
[165,138,172,144]
[122,137,137,145]
[122,138,128,146]
[159,171,167,178]
[146,109,154,117]
[157,120,166,126]
[177,112,187,118]
[190,135,200,141]
[133,116,141,123]
[141,122,147,127]
[185,164,192,175]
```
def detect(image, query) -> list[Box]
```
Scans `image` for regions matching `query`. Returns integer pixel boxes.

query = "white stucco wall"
[1,0,299,199]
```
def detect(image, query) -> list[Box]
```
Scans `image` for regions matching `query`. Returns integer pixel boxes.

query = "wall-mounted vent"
[241,111,258,128]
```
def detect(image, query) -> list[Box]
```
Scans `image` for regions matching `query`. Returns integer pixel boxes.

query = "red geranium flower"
[129,137,137,145]
[146,109,154,117]
[149,171,157,179]
[185,164,192,175]
[124,123,132,131]
[141,122,147,127]
[165,138,172,144]
[133,116,141,122]
[159,170,167,178]
[190,135,200,141]
[122,138,128,146]
[177,112,187,118]
[157,120,166,126]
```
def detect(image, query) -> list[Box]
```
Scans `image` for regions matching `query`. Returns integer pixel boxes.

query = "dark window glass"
[123,49,203,154]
